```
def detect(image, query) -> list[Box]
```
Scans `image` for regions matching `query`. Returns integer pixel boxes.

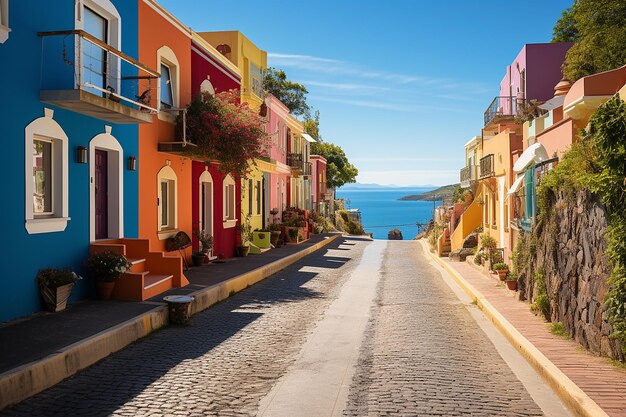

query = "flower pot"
[237,245,250,257]
[40,282,74,312]
[506,280,518,291]
[192,254,206,267]
[96,281,115,300]
[497,270,508,281]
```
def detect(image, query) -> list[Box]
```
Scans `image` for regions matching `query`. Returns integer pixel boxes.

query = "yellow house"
[199,31,272,233]
[285,114,313,210]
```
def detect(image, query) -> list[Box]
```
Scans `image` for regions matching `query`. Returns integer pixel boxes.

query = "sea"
[335,187,443,240]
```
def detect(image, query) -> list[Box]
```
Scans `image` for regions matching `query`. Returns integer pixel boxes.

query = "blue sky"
[159,0,572,186]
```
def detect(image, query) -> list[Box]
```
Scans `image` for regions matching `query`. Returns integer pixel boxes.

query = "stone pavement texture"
[343,241,545,417]
[0,236,369,417]
[441,255,626,417]
[0,234,333,375]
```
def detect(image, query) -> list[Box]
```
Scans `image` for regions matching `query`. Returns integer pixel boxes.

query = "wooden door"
[95,149,108,240]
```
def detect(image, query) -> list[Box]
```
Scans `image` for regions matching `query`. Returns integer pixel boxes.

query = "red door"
[95,149,108,240]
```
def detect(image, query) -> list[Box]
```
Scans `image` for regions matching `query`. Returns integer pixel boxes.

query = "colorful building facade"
[0,0,150,321]
[310,155,328,216]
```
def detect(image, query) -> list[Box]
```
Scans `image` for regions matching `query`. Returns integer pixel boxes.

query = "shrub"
[86,251,132,283]
[36,268,80,289]
[492,262,509,271]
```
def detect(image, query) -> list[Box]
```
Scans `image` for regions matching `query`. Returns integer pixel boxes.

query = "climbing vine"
[535,95,626,350]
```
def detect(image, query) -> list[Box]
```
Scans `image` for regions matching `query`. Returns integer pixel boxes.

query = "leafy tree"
[554,0,626,81]
[303,109,321,140]
[263,68,310,116]
[551,7,579,43]
[310,141,358,189]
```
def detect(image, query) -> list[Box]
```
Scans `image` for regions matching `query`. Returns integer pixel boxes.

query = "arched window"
[157,46,180,120]
[25,109,69,234]
[223,174,236,228]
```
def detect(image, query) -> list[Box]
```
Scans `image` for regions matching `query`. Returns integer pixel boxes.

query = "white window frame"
[223,174,236,228]
[0,0,11,43]
[157,164,178,239]
[25,108,70,234]
[75,0,122,92]
[156,46,180,122]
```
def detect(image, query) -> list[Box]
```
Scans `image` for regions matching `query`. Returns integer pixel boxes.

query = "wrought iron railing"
[287,153,303,170]
[303,162,312,176]
[460,165,477,187]
[484,96,527,127]
[39,30,160,114]
[479,154,495,179]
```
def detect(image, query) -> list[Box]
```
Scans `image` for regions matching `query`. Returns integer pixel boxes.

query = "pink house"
[265,94,292,223]
[310,155,328,215]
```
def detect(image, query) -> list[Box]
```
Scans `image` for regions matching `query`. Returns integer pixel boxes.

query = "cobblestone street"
[2,238,571,416]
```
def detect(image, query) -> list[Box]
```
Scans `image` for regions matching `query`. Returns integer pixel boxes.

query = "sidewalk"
[424,242,626,417]
[0,233,342,410]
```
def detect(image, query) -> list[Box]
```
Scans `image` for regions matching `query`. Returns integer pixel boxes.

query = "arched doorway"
[199,168,214,249]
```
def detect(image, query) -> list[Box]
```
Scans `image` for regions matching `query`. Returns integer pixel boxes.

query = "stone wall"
[518,190,623,360]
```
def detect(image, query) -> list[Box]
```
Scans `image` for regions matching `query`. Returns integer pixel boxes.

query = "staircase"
[90,239,189,301]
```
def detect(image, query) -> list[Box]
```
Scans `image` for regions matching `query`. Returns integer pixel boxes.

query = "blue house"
[0,0,159,322]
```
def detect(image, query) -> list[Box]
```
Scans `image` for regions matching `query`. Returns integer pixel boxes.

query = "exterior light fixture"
[76,146,88,164]
[128,156,137,171]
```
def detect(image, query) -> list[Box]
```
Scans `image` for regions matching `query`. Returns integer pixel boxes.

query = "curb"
[420,240,609,417]
[0,234,341,410]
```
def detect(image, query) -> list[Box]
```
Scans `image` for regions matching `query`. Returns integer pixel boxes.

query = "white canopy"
[513,142,549,173]
[302,133,317,143]
[508,175,524,195]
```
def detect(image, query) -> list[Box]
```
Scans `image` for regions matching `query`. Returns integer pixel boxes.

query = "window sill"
[25,217,70,234]
[223,219,237,229]
[158,111,177,125]
[158,228,179,240]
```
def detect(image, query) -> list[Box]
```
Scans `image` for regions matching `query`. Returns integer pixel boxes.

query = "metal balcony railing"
[484,96,527,127]
[303,162,312,176]
[460,165,478,188]
[39,30,159,123]
[287,153,303,170]
[479,154,495,179]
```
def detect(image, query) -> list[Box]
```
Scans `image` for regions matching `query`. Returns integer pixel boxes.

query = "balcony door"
[83,7,108,96]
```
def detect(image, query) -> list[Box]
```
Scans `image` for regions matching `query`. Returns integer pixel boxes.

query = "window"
[25,109,69,234]
[156,46,180,120]
[33,139,52,215]
[157,165,177,238]
[160,63,174,109]
[256,180,262,215]
[223,174,236,228]
[0,0,10,43]
[248,179,253,215]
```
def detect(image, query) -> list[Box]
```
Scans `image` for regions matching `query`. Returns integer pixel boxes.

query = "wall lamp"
[128,156,137,171]
[76,146,88,164]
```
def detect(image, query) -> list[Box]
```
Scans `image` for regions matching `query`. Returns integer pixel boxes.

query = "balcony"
[460,165,477,188]
[484,96,526,127]
[39,30,159,124]
[479,154,495,179]
[303,162,312,176]
[287,153,303,171]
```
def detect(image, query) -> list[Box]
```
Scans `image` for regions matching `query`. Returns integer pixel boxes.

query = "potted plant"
[86,251,132,300]
[506,273,518,291]
[493,262,509,281]
[288,228,299,243]
[36,268,81,312]
[269,222,282,246]
[253,228,271,249]
[193,229,213,265]
[236,216,253,257]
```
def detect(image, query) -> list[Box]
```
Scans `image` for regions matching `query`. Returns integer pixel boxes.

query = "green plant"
[492,262,509,271]
[269,223,281,232]
[36,268,80,289]
[193,229,213,254]
[86,251,132,283]
[531,268,550,320]
[480,233,497,250]
[474,252,484,265]
[549,322,571,339]
[506,272,518,282]
[237,215,253,245]
[288,228,298,239]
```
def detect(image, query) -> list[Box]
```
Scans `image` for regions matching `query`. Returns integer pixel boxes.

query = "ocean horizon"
[335,187,442,240]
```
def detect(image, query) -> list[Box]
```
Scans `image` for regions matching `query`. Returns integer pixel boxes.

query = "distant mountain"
[399,183,460,202]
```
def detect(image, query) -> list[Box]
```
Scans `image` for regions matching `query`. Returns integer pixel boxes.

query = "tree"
[554,0,626,81]
[551,7,579,43]
[263,68,310,116]
[303,109,321,140]
[310,141,358,189]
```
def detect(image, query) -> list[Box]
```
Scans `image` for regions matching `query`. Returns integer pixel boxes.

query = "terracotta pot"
[237,245,250,257]
[506,280,518,291]
[40,282,74,312]
[497,269,508,281]
[192,254,205,266]
[96,281,115,300]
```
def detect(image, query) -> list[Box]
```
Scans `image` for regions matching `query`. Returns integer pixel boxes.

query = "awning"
[508,175,524,195]
[302,133,317,143]
[539,95,565,111]
[513,142,549,173]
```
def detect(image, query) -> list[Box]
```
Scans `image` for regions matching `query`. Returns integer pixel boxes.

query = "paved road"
[2,238,570,416]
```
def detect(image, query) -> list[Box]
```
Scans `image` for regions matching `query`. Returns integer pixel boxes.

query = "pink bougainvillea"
[178,90,269,178]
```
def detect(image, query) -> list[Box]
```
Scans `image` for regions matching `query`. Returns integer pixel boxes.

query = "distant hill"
[399,183,460,202]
